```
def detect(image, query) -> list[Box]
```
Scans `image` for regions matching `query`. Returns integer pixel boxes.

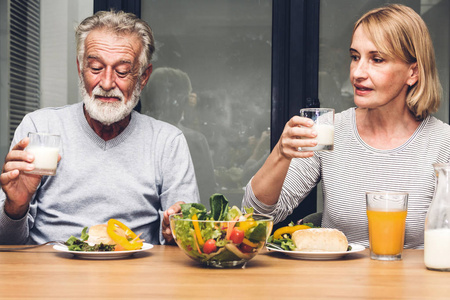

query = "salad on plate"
[65,219,145,252]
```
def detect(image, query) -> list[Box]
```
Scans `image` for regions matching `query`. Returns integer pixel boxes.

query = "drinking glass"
[299,108,335,151]
[24,132,61,176]
[366,191,408,261]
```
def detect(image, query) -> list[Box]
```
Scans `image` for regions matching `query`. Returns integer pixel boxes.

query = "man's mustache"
[92,87,124,102]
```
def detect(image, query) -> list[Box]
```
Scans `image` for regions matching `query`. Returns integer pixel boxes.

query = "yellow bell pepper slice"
[106,219,143,250]
[191,214,205,246]
[273,224,311,239]
[238,218,257,231]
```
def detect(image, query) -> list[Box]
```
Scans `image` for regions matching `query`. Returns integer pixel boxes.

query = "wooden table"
[0,245,449,299]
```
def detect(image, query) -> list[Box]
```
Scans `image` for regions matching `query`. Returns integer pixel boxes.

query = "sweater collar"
[76,102,137,150]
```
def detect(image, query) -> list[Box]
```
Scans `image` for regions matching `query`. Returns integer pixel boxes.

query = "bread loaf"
[87,224,126,245]
[292,228,348,252]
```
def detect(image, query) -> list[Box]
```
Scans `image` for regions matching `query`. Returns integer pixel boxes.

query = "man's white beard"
[80,77,141,126]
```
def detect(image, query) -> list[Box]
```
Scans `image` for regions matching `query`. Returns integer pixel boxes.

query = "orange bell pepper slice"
[106,219,143,251]
[242,238,258,248]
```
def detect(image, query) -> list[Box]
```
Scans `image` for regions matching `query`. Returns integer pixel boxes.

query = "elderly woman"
[243,4,450,249]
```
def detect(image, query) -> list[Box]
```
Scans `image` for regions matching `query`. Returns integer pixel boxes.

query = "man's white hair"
[75,10,155,76]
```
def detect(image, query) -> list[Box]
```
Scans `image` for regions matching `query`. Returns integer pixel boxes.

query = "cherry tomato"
[229,228,245,244]
[202,239,217,254]
[240,243,254,253]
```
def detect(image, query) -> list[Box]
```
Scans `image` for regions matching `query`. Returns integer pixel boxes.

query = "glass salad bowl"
[169,198,273,268]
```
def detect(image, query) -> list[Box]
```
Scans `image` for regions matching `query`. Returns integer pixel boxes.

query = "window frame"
[271,0,320,227]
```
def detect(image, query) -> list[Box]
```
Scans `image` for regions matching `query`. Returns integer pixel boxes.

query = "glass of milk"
[24,132,61,176]
[299,108,335,151]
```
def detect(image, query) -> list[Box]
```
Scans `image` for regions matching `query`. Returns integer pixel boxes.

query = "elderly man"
[0,11,199,245]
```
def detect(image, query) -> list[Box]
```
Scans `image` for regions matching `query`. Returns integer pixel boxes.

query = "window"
[9,0,41,141]
[3,0,446,223]
[140,1,273,208]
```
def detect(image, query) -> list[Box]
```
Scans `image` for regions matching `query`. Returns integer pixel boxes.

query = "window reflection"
[141,67,217,203]
[141,1,272,207]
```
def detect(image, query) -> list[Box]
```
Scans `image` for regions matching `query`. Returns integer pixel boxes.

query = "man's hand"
[162,201,184,244]
[0,138,41,219]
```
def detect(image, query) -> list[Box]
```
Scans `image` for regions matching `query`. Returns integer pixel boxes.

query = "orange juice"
[367,210,407,255]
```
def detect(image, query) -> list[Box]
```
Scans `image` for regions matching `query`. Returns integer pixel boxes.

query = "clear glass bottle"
[424,163,450,271]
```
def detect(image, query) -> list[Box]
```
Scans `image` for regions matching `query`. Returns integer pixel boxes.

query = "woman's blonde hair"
[75,10,155,77]
[353,4,441,120]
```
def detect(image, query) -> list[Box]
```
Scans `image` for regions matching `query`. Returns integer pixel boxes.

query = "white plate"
[266,243,365,260]
[53,242,154,260]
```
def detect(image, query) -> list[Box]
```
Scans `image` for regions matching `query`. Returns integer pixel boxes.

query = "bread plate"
[266,243,365,260]
[53,242,153,259]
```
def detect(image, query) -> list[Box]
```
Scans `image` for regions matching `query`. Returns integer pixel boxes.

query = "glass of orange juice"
[366,191,408,261]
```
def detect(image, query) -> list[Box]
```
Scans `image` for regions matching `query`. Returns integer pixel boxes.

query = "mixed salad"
[171,194,272,264]
[64,219,143,252]
[65,227,115,251]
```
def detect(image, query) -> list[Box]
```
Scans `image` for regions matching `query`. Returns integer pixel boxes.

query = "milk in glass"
[305,124,335,151]
[424,163,450,271]
[26,146,59,175]
[424,228,450,269]
[299,108,335,151]
[25,132,61,176]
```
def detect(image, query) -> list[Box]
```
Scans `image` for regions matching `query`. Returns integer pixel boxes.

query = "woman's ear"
[407,62,419,86]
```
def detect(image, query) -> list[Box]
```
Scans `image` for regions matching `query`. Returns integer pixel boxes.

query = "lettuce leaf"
[210,193,229,221]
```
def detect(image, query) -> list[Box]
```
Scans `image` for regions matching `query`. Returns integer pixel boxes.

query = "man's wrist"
[4,199,28,220]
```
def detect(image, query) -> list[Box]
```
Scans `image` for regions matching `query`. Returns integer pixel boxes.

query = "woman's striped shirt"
[243,108,450,249]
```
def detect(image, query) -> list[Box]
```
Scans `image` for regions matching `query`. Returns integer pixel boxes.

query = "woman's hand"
[0,138,42,219]
[276,115,317,160]
[250,115,318,205]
